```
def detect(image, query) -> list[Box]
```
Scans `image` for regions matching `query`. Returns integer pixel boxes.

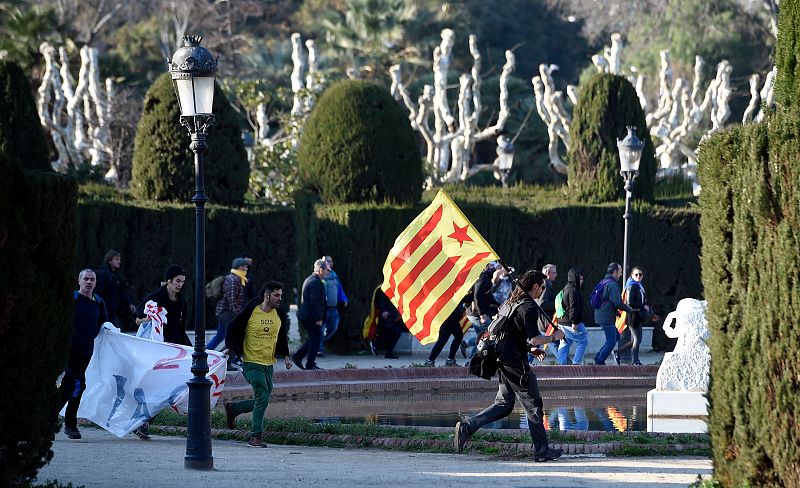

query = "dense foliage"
[0,59,50,172]
[297,192,700,352]
[298,80,423,204]
[568,74,656,202]
[0,156,76,486]
[130,73,249,206]
[775,0,800,109]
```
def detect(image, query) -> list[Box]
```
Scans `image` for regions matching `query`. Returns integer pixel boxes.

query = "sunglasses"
[633,273,643,277]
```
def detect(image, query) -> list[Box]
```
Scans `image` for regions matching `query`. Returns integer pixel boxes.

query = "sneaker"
[64,425,81,439]
[247,433,267,448]
[535,447,564,462]
[290,353,305,370]
[632,360,643,366]
[384,353,399,359]
[306,364,323,370]
[317,352,325,358]
[459,341,468,359]
[133,422,151,440]
[224,402,237,429]
[612,351,621,365]
[454,421,470,453]
[369,341,377,356]
[424,359,435,367]
[445,359,459,367]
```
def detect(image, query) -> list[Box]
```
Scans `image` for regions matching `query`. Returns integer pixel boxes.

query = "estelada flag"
[362,286,381,340]
[616,289,628,333]
[381,190,499,345]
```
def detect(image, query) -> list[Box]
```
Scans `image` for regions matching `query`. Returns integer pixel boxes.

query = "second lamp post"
[617,126,644,279]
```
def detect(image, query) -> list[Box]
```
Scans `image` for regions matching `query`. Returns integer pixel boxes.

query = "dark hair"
[104,250,121,264]
[261,280,283,296]
[507,270,546,304]
[607,262,621,274]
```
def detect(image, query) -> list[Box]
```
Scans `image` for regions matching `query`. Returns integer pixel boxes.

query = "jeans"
[427,319,464,362]
[230,362,274,435]
[460,363,550,455]
[207,310,235,351]
[594,323,619,364]
[556,323,588,365]
[617,324,643,364]
[294,319,322,368]
[319,307,340,353]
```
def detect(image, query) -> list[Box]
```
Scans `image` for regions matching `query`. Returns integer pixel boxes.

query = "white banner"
[61,324,228,437]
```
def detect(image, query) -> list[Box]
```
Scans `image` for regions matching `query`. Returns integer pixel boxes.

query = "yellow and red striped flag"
[615,289,628,333]
[381,190,499,345]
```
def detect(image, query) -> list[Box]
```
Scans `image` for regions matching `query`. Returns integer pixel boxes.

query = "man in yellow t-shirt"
[223,281,292,448]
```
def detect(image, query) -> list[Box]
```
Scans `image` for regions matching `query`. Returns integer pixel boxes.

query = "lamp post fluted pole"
[169,35,218,471]
[617,126,644,280]
[621,174,635,279]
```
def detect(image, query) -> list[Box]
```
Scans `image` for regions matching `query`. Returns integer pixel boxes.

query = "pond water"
[268,388,650,432]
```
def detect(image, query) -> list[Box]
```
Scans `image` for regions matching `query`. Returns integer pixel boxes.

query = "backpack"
[469,299,530,380]
[554,290,565,320]
[590,278,614,309]
[205,275,225,300]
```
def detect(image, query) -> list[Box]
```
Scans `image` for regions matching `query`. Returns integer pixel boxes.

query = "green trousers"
[230,362,274,435]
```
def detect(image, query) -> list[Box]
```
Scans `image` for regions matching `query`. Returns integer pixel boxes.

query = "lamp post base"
[184,375,214,470]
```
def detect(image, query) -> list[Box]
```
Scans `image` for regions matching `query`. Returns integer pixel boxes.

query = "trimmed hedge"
[73,196,296,326]
[0,165,77,485]
[775,0,800,109]
[130,72,249,206]
[0,60,51,172]
[568,73,656,202]
[698,97,800,487]
[297,80,423,204]
[298,196,700,352]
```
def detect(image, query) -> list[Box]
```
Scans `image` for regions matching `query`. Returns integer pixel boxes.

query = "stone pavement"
[37,427,712,488]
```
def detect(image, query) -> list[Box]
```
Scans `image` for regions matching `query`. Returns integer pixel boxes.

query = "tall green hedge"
[74,197,296,323]
[0,163,76,485]
[0,60,51,172]
[568,74,656,202]
[297,80,423,204]
[775,0,800,108]
[298,198,700,352]
[130,73,249,206]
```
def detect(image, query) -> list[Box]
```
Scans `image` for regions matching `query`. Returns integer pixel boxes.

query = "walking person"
[556,269,589,365]
[454,270,564,461]
[613,267,657,365]
[593,263,633,365]
[207,258,249,351]
[292,258,328,370]
[59,269,108,439]
[377,289,406,359]
[93,250,135,329]
[224,281,293,447]
[424,304,466,367]
[319,255,348,356]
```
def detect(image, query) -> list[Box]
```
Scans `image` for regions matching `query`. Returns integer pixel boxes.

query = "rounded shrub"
[567,73,656,202]
[297,80,423,204]
[0,59,51,172]
[131,72,249,205]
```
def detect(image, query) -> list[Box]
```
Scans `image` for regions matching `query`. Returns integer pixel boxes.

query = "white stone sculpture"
[655,298,710,392]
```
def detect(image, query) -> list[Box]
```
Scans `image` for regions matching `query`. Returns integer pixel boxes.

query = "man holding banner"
[224,281,293,448]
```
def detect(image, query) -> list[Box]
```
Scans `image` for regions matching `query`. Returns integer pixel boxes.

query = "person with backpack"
[207,258,249,352]
[592,263,633,365]
[555,268,589,365]
[455,270,565,462]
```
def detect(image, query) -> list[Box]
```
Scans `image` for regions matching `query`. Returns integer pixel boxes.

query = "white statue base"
[647,387,708,433]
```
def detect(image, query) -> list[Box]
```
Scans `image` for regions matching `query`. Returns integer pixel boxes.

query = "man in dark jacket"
[94,250,135,329]
[455,270,564,462]
[473,262,499,325]
[556,268,588,365]
[60,269,108,440]
[536,264,558,332]
[593,262,634,365]
[377,289,405,359]
[224,281,292,447]
[291,258,329,370]
[135,265,191,347]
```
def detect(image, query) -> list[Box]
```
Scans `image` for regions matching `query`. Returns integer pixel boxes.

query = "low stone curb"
[145,424,708,457]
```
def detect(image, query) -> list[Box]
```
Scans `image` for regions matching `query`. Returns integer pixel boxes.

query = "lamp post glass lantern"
[617,126,644,279]
[168,35,217,471]
[496,135,514,188]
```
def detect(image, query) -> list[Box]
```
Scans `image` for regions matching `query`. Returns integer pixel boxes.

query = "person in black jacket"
[473,262,499,325]
[377,289,406,359]
[93,250,135,329]
[556,268,589,365]
[455,270,564,462]
[60,269,108,440]
[614,267,658,365]
[135,265,191,347]
[223,280,292,448]
[291,258,329,370]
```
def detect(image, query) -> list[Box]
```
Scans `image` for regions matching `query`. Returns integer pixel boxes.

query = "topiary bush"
[0,155,76,486]
[130,72,249,206]
[567,73,656,202]
[0,59,51,172]
[297,79,423,204]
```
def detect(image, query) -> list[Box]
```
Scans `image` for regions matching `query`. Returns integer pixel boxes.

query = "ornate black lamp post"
[617,126,645,279]
[495,134,515,188]
[168,35,217,471]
